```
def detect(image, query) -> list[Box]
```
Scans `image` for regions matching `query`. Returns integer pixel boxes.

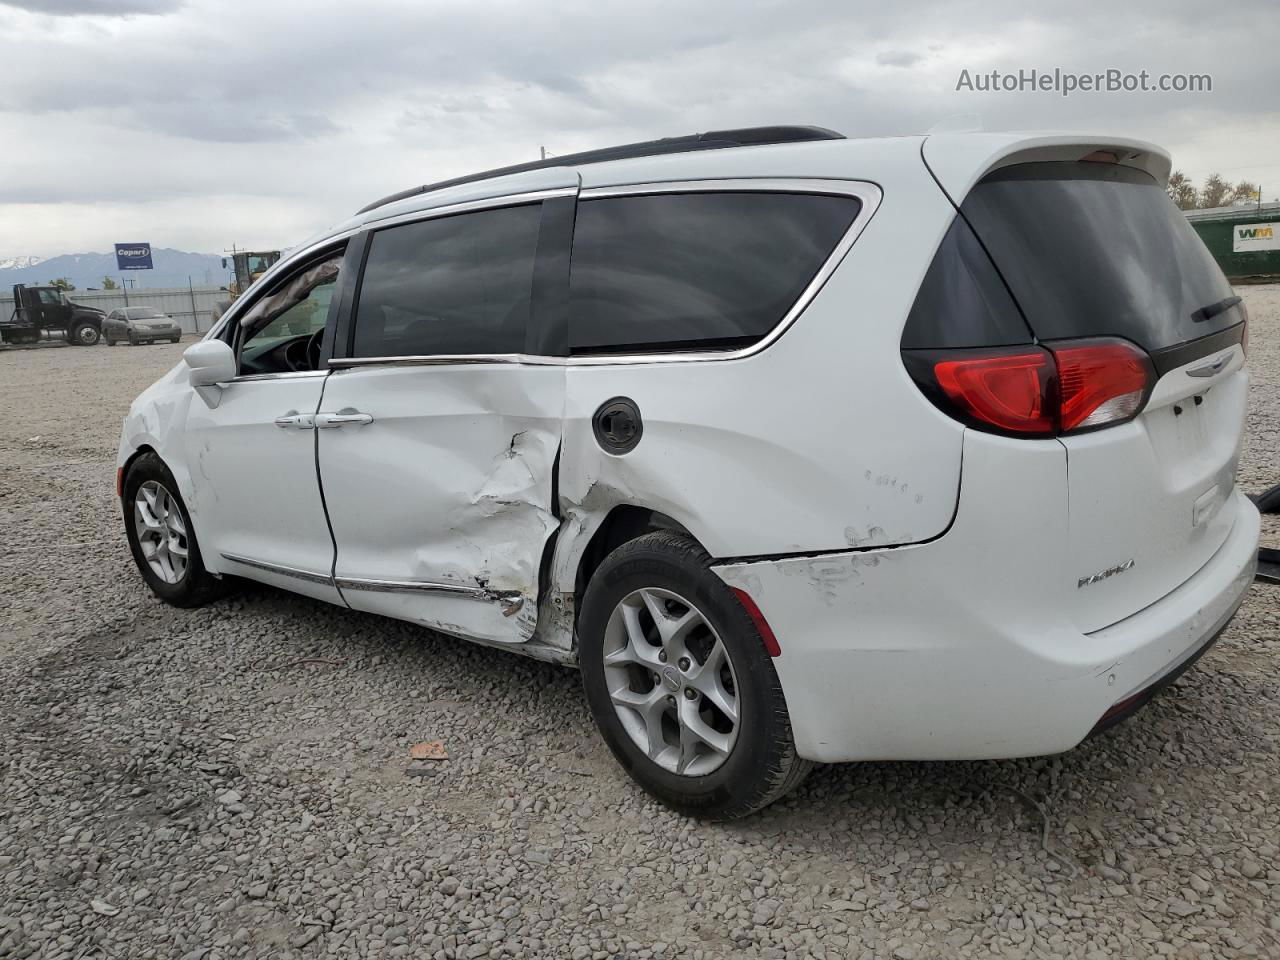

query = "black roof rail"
[356,125,845,215]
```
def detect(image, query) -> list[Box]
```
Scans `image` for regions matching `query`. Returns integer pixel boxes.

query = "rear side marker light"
[116,467,124,498]
[906,337,1155,437]
[731,587,781,657]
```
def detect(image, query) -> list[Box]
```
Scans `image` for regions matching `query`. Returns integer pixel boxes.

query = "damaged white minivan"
[119,126,1259,818]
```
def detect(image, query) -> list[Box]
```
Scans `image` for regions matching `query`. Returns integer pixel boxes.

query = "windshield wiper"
[1191,295,1242,324]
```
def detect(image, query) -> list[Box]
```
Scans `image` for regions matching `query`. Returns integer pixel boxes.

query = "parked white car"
[117,127,1259,818]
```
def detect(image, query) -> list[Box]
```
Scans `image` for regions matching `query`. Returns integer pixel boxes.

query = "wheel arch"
[573,504,704,615]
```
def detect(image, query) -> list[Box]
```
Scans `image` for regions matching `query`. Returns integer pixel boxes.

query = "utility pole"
[189,276,199,334]
[540,146,547,160]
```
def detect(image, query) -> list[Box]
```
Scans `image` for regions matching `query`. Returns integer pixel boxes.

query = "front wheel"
[70,322,100,346]
[578,532,812,819]
[122,453,228,607]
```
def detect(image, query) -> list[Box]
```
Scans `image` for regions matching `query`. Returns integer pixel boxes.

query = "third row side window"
[568,192,861,354]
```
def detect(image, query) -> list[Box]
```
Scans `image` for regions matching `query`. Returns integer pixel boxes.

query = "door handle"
[274,411,316,429]
[314,410,374,429]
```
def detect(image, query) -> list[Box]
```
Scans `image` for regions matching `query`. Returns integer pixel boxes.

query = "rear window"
[569,192,860,354]
[958,162,1238,351]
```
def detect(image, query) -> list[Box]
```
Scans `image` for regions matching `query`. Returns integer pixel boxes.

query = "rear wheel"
[128,331,138,346]
[578,532,812,819]
[123,453,228,607]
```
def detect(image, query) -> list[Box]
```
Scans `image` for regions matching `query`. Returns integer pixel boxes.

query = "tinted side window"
[353,203,541,357]
[569,192,860,354]
[900,215,1032,349]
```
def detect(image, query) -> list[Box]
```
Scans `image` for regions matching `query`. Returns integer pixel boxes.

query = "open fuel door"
[316,188,575,645]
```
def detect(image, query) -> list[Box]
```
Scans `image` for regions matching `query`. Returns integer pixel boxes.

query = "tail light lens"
[932,348,1055,434]
[1051,340,1151,431]
[905,337,1154,437]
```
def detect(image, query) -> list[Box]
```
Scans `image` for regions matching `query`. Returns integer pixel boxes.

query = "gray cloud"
[877,50,923,68]
[0,0,180,14]
[1,0,1278,257]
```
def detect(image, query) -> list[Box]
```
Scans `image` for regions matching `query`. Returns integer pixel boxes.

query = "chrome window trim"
[360,186,577,232]
[329,178,880,370]
[329,354,562,370]
[228,370,330,384]
[220,553,333,586]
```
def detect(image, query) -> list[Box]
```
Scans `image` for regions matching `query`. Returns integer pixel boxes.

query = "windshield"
[958,161,1240,351]
[125,308,165,320]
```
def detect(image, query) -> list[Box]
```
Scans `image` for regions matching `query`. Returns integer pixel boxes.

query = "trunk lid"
[955,159,1248,631]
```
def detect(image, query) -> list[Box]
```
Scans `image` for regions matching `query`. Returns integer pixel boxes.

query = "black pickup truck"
[2,284,104,345]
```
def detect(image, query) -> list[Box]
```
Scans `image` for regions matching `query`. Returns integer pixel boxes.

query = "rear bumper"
[713,443,1260,763]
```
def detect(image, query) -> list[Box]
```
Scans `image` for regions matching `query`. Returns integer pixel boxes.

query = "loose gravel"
[1,293,1278,960]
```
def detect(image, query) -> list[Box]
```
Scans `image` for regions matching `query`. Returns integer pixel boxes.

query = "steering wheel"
[305,328,324,370]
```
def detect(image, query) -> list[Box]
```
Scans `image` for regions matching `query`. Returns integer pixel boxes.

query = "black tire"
[122,453,228,608]
[69,322,100,346]
[105,337,115,346]
[128,332,138,345]
[1251,483,1280,514]
[171,337,181,344]
[578,531,812,819]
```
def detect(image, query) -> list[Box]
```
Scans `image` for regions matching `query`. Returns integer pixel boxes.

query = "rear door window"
[958,162,1239,352]
[569,192,860,354]
[352,203,541,357]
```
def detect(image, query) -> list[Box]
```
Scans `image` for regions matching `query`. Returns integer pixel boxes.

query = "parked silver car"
[104,307,182,345]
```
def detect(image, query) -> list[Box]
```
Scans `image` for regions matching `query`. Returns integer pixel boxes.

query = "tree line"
[1167,172,1264,210]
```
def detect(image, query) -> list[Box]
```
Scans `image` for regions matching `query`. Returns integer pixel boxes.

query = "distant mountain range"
[0,249,229,292]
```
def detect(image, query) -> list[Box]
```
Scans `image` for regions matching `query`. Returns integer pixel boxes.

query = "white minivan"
[118,126,1259,818]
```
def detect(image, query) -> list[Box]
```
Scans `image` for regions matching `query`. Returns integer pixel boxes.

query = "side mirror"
[183,339,236,387]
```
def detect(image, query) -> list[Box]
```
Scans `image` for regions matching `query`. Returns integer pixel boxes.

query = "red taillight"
[907,337,1154,437]
[933,349,1055,435]
[1050,340,1151,432]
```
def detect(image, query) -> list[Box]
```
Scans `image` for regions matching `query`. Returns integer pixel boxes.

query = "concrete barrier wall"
[1,285,229,335]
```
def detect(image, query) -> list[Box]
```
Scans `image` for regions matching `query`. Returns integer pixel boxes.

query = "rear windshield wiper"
[1191,295,1242,324]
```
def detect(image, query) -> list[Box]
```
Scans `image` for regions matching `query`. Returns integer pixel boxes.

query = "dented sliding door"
[315,190,575,644]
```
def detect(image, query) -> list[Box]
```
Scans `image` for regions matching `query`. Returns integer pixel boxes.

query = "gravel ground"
[1,293,1278,960]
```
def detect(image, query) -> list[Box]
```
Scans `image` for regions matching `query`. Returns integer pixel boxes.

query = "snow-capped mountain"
[0,255,43,271]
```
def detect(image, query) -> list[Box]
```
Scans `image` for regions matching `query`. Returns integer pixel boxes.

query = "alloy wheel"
[602,587,740,776]
[133,480,189,584]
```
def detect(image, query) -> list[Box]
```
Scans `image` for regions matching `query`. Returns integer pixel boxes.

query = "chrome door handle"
[314,410,373,428]
[274,411,316,429]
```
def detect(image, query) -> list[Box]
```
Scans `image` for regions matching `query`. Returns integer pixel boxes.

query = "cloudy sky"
[1,0,1277,258]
